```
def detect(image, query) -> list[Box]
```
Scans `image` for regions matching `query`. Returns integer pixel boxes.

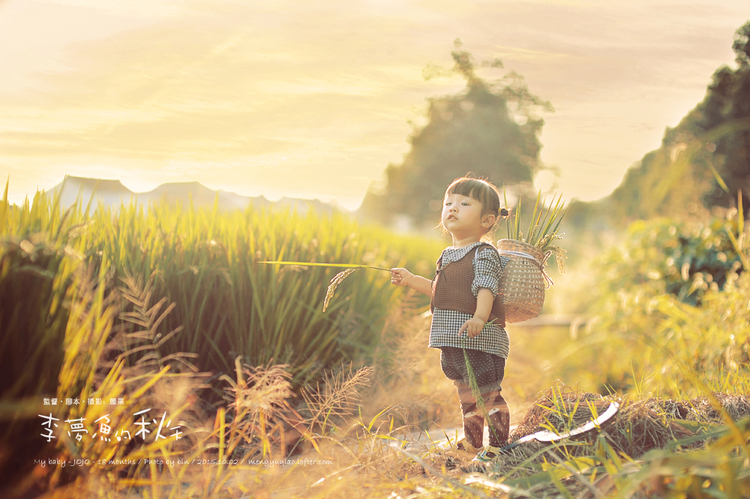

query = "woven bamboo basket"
[496,239,546,323]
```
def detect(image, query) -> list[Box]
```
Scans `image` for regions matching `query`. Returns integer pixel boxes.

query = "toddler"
[390,176,511,462]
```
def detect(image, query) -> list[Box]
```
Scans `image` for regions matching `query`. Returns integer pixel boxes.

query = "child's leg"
[440,348,508,449]
[440,347,485,449]
[456,381,484,449]
[466,350,509,448]
[481,388,510,447]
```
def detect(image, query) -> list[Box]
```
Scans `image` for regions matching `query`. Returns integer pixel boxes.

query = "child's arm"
[458,288,493,338]
[390,268,432,296]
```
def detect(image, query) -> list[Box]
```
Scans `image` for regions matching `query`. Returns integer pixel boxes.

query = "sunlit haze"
[1,0,748,209]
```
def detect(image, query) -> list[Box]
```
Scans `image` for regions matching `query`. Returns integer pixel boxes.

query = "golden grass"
[323,268,360,312]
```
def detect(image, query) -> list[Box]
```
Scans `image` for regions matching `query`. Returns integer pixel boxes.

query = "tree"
[692,21,750,212]
[360,40,552,227]
[606,20,750,224]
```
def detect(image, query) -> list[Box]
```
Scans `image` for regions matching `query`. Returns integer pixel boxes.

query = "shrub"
[582,214,749,396]
[596,217,744,307]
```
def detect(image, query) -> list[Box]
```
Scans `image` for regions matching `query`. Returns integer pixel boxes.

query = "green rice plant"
[0,190,215,496]
[0,185,91,488]
[503,188,568,273]
[1,183,454,495]
[0,238,70,400]
[43,262,202,495]
[0,237,73,487]
[3,188,434,392]
[69,200,442,389]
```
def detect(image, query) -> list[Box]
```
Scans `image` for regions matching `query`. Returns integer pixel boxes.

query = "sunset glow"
[1,0,748,209]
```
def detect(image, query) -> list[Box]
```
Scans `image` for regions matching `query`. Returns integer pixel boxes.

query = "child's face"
[441,193,494,241]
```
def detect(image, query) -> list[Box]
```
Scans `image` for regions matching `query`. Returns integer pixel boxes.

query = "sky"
[1,0,749,210]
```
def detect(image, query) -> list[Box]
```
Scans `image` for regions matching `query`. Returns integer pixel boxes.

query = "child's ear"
[482,214,496,228]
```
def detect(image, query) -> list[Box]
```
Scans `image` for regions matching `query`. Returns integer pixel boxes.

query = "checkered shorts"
[439,346,505,393]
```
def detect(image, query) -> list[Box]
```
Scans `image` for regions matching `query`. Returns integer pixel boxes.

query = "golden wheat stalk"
[258,260,389,270]
[258,261,390,312]
[323,268,360,312]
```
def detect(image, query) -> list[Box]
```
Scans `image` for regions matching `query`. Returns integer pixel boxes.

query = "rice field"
[2,185,750,498]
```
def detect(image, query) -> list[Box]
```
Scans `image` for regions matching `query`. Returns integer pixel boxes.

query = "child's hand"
[390,268,414,287]
[459,317,486,338]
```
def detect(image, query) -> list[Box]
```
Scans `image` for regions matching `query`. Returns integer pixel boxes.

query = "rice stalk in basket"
[502,187,569,273]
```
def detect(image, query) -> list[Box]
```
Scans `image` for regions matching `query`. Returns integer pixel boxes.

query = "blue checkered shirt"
[428,242,510,358]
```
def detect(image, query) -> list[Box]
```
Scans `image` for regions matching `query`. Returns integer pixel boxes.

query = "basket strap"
[497,250,541,263]
[497,249,555,289]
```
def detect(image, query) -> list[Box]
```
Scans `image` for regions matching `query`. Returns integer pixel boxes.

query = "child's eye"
[461,202,469,206]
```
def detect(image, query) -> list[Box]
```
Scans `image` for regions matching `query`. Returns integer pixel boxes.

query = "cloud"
[1,0,748,205]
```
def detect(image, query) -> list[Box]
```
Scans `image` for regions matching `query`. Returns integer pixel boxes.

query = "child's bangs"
[446,178,492,205]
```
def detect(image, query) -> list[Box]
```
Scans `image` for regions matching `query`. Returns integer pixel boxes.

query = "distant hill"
[600,21,750,224]
[50,175,341,215]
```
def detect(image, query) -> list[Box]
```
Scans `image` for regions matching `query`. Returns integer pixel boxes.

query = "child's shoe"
[472,444,504,463]
[450,437,482,459]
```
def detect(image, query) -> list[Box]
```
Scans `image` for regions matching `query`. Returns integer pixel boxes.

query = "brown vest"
[430,244,506,327]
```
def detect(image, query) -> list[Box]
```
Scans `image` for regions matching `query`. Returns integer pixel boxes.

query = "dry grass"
[511,384,611,439]
[360,296,459,431]
[502,388,749,462]
[604,399,694,457]
[12,314,750,498]
[465,387,750,494]
[4,277,745,499]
